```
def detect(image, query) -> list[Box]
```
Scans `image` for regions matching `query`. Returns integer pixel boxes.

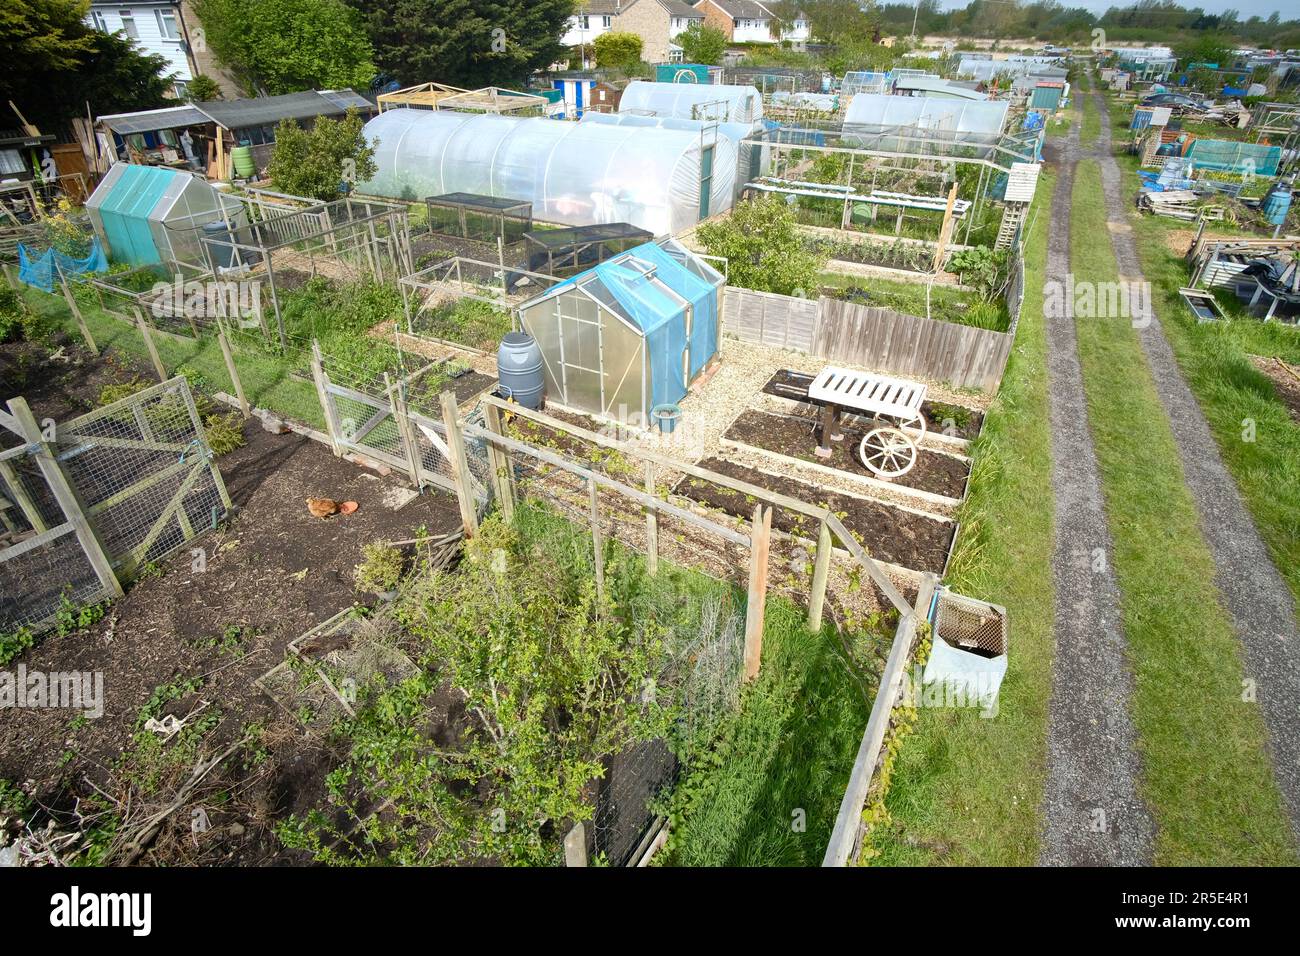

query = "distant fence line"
[721,254,1023,393]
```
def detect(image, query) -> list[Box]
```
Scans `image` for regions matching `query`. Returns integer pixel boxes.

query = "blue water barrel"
[1263,183,1292,226]
[497,331,544,409]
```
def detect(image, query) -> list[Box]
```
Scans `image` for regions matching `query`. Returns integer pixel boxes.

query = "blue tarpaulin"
[17,239,109,292]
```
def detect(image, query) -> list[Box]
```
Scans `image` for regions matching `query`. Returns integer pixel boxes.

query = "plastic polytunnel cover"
[356,109,736,234]
[618,81,763,124]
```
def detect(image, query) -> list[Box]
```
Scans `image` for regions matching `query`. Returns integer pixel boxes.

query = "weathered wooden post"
[57,266,98,355]
[439,390,479,538]
[215,316,249,419]
[482,402,515,521]
[7,398,122,598]
[310,339,344,457]
[564,823,588,867]
[588,476,605,603]
[386,373,425,492]
[743,503,773,682]
[132,306,167,382]
[644,460,659,576]
[808,516,832,632]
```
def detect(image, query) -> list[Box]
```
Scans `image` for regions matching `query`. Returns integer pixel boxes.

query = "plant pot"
[651,403,682,434]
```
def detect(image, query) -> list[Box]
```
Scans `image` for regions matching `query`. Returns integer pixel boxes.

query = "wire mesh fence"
[0,377,231,632]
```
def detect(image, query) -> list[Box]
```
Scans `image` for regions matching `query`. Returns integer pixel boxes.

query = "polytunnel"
[516,237,725,421]
[579,111,767,200]
[618,81,763,124]
[842,93,1009,156]
[85,162,243,268]
[355,108,737,234]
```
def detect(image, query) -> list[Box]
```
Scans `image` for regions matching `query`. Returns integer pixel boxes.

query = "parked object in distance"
[1140,92,1204,110]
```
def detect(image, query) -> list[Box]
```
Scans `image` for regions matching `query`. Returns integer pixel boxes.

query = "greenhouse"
[85,162,245,268]
[579,111,767,200]
[617,81,763,124]
[842,94,1009,155]
[516,237,724,421]
[356,108,737,234]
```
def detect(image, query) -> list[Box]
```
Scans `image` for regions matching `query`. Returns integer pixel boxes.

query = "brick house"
[693,0,809,44]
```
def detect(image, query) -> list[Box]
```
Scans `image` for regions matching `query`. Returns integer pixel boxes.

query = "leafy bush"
[948,246,1008,301]
[353,542,405,594]
[593,32,643,73]
[0,288,57,344]
[0,627,34,666]
[676,22,727,65]
[696,197,826,296]
[269,109,377,201]
[202,411,246,456]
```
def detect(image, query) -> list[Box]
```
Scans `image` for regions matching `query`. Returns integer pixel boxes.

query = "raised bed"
[675,457,954,576]
[762,369,984,442]
[723,408,971,504]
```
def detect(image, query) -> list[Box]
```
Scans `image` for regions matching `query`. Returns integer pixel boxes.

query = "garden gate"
[0,377,231,632]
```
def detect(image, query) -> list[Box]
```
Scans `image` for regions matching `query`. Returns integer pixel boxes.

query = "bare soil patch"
[1249,354,1300,424]
[724,408,971,500]
[674,456,954,575]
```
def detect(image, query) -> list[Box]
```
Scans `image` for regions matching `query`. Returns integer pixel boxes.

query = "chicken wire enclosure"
[356,108,736,234]
[517,238,723,421]
[86,162,243,269]
[425,193,533,245]
[523,222,653,277]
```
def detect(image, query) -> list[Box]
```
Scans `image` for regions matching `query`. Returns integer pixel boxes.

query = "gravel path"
[1093,91,1300,844]
[1037,111,1156,866]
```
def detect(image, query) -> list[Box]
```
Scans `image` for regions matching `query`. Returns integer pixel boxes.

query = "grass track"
[1069,159,1295,865]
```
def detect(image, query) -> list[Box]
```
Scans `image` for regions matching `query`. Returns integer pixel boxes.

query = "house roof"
[658,0,704,16]
[699,0,779,18]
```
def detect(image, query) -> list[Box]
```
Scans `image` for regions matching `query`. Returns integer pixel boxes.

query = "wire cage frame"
[425,192,533,245]
[522,222,654,278]
[197,195,415,349]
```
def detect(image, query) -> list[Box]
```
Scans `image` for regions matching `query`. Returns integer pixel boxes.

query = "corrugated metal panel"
[100,106,210,135]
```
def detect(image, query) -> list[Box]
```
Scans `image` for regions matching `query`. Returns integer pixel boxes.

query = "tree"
[676,22,727,65]
[268,109,377,202]
[1173,32,1233,71]
[593,31,642,73]
[343,0,573,89]
[192,0,375,96]
[185,74,223,102]
[1,1,173,131]
[695,196,826,297]
[806,0,878,45]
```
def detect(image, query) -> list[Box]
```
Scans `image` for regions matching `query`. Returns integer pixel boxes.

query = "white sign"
[1005,162,1041,203]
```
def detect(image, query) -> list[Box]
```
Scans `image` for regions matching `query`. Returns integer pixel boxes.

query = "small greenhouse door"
[698,146,714,220]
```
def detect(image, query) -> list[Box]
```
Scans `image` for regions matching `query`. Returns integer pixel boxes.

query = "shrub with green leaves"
[696,197,826,296]
[353,542,405,594]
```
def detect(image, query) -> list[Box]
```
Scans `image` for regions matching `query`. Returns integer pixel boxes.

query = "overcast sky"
[933,0,1291,20]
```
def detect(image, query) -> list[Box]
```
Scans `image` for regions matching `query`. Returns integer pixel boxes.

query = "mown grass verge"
[871,167,1059,866]
[1113,152,1300,608]
[1069,159,1295,865]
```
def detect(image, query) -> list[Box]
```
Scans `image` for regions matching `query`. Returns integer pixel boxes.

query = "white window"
[156,8,181,40]
[578,14,590,29]
[119,9,139,39]
[601,15,611,27]
[173,79,188,99]
[91,10,108,31]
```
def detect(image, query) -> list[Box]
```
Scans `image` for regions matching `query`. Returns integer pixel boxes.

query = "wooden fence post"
[386,373,425,493]
[439,390,479,538]
[808,516,832,632]
[588,476,604,603]
[310,340,343,456]
[7,397,123,598]
[482,402,515,521]
[564,823,588,867]
[644,460,658,576]
[215,318,249,419]
[132,306,167,382]
[743,503,773,683]
[57,267,98,356]
[0,458,48,534]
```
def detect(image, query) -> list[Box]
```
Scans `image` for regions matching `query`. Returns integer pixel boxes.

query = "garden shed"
[618,81,763,123]
[356,108,736,233]
[85,162,242,268]
[516,238,724,420]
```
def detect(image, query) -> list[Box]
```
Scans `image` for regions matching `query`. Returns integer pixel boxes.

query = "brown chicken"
[305,497,358,518]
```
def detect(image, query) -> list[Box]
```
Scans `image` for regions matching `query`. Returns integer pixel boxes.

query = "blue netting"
[1184,139,1281,176]
[18,239,109,292]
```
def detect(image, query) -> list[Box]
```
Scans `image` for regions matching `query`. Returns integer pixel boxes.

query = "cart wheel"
[901,409,928,441]
[859,427,918,478]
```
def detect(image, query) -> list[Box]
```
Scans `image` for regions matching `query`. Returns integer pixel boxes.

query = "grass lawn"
[1080,76,1101,146]
[1069,159,1295,865]
[870,166,1059,866]
[1114,153,1300,608]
